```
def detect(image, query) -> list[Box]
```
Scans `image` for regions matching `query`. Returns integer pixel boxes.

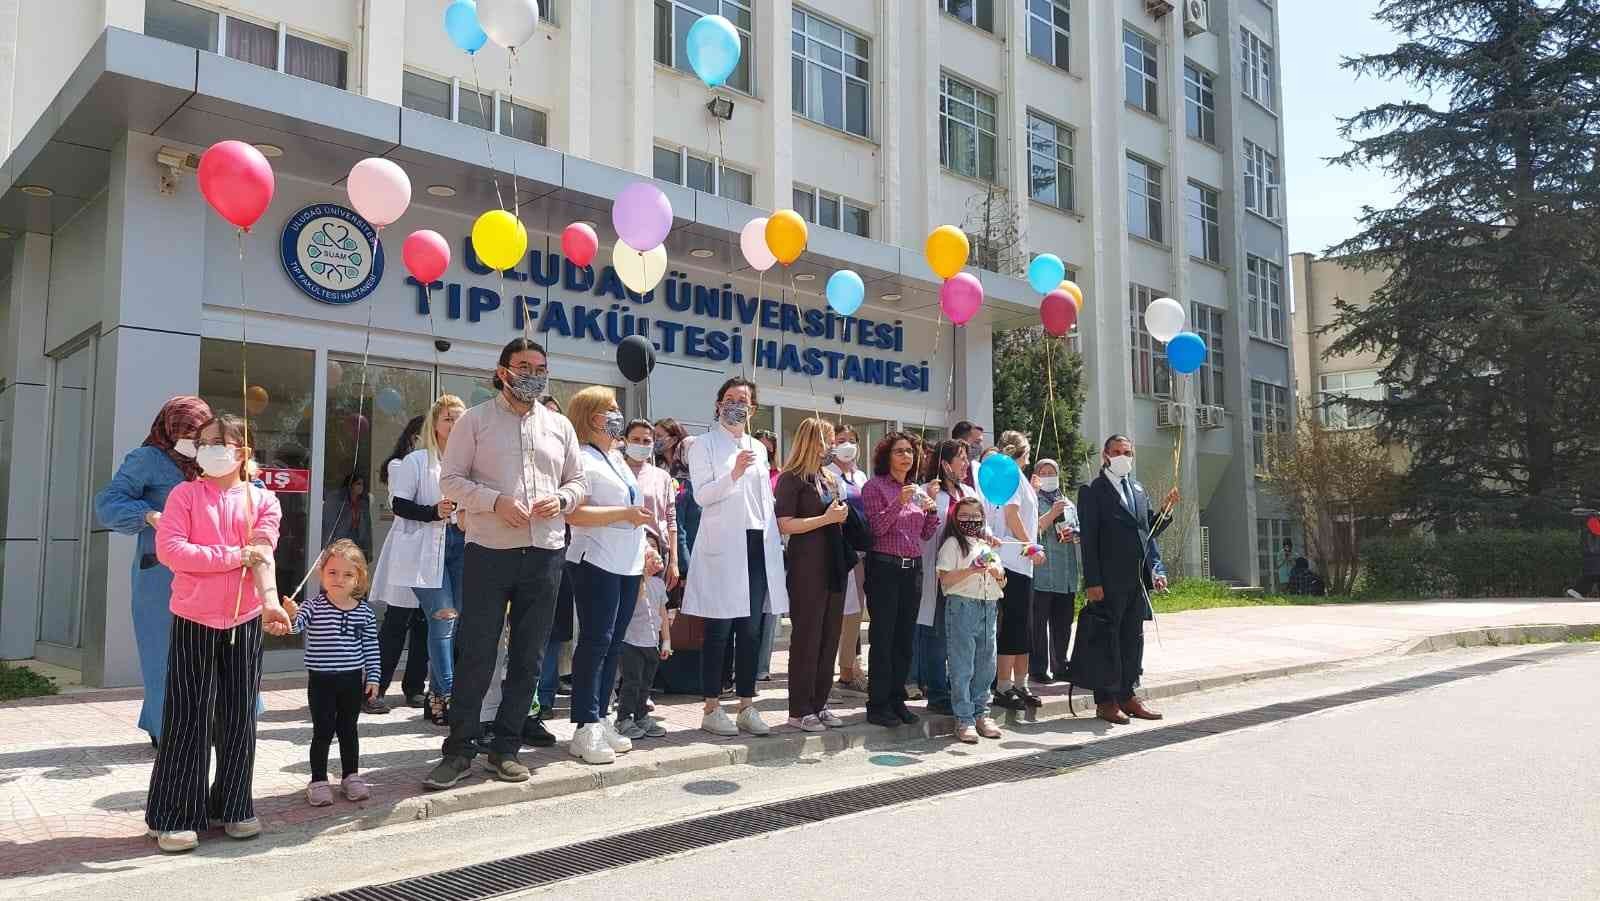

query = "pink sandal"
[342,774,371,801]
[306,781,334,806]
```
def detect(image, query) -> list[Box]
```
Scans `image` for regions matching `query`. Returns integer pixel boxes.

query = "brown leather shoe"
[1120,697,1163,720]
[1095,703,1130,725]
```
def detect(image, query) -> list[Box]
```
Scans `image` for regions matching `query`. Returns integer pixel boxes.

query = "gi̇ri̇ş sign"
[280,203,386,305]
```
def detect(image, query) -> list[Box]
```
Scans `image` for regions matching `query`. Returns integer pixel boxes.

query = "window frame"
[1256,517,1293,589]
[1250,380,1289,470]
[1123,24,1159,115]
[654,144,754,203]
[791,7,871,138]
[1246,254,1285,344]
[941,0,995,33]
[1243,139,1281,219]
[1127,154,1164,244]
[402,69,548,146]
[1240,25,1275,110]
[655,0,755,96]
[793,184,871,238]
[939,73,999,183]
[1026,111,1076,213]
[1318,370,1384,430]
[1190,302,1226,409]
[1186,180,1221,263]
[1183,60,1216,145]
[1025,0,1071,72]
[1130,284,1173,399]
[145,2,348,90]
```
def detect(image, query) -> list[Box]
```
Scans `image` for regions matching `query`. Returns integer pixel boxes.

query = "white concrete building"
[0,0,1294,685]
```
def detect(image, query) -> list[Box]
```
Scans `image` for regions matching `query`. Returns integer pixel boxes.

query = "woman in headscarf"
[94,395,212,746]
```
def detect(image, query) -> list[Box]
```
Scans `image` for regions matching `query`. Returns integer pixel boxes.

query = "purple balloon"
[612,182,674,251]
[940,272,984,325]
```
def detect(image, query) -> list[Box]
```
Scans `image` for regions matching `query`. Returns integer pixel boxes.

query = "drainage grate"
[314,645,1589,901]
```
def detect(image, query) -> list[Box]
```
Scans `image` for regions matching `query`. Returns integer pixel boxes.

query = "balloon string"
[917,306,947,441]
[230,229,252,644]
[788,268,820,419]
[745,268,764,380]
[506,49,520,221]
[425,283,440,372]
[468,55,506,212]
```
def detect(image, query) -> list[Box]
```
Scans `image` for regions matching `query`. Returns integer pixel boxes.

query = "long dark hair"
[380,415,426,485]
[933,439,969,497]
[940,496,986,558]
[491,338,546,390]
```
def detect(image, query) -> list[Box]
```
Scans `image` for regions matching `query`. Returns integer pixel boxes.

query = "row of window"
[1129,287,1227,408]
[145,0,349,88]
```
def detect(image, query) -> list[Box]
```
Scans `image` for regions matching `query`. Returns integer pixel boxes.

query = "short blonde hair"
[567,385,617,446]
[423,394,466,462]
[998,430,1031,462]
[781,417,835,481]
[320,538,370,598]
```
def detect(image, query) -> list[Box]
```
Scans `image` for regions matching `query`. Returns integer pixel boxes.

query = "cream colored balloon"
[613,239,668,294]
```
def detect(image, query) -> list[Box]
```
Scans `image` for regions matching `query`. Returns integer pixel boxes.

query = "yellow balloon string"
[468,55,506,213]
[917,305,947,442]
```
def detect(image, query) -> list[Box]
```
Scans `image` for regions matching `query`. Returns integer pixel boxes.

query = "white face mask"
[1106,455,1135,479]
[174,438,197,459]
[624,443,653,462]
[1038,476,1061,493]
[833,443,858,463]
[196,445,241,479]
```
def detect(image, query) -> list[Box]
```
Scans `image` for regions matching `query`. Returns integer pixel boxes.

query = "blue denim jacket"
[1032,497,1082,594]
[94,445,186,561]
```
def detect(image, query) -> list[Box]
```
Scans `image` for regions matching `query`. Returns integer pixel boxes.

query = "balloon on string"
[444,0,488,54]
[826,270,865,316]
[561,222,599,268]
[1166,331,1208,375]
[376,388,405,416]
[740,217,777,271]
[977,453,1022,507]
[245,385,269,416]
[1058,279,1084,311]
[939,272,984,325]
[616,334,657,384]
[347,158,411,228]
[1026,254,1066,295]
[197,140,275,230]
[612,182,674,252]
[477,0,539,49]
[470,209,528,271]
[1588,516,1600,537]
[402,230,450,283]
[765,210,807,266]
[925,226,970,280]
[1040,289,1078,337]
[613,239,668,294]
[685,14,743,88]
[1145,297,1186,343]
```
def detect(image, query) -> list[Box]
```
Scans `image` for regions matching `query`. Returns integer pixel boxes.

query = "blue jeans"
[570,560,641,725]
[410,525,466,697]
[945,596,998,727]
[915,614,951,707]
[755,612,778,678]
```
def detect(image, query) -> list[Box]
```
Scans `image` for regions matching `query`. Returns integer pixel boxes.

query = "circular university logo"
[280,203,385,304]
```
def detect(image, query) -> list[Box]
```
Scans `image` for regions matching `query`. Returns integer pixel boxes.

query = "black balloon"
[617,334,656,383]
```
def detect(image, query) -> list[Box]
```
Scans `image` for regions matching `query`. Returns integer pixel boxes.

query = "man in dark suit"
[1069,435,1179,724]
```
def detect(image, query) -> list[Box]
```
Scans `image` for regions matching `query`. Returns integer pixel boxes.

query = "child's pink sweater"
[156,480,282,629]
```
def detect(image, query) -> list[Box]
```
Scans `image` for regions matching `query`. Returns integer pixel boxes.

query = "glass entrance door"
[38,340,96,649]
[324,359,436,563]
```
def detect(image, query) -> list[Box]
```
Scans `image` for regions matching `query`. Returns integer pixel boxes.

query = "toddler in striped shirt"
[275,539,381,806]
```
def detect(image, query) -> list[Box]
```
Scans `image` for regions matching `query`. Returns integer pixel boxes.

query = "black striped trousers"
[144,614,263,832]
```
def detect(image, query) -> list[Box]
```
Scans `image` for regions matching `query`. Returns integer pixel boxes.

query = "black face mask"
[956,520,985,538]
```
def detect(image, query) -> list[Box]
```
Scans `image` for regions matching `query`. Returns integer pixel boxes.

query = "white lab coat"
[370,449,447,593]
[680,425,790,619]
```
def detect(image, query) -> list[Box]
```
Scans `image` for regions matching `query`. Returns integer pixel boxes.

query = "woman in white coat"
[371,395,466,725]
[681,376,790,737]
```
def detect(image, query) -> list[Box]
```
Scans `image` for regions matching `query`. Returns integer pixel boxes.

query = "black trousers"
[865,554,922,715]
[145,615,263,832]
[377,606,428,699]
[1091,589,1147,704]
[308,669,364,782]
[700,530,767,699]
[444,544,565,758]
[1571,573,1600,598]
[1030,590,1075,678]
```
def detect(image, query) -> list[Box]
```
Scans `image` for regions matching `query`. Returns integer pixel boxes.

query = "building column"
[561,0,592,159]
[876,0,902,245]
[621,0,654,175]
[913,0,940,242]
[361,0,407,106]
[953,319,994,433]
[757,0,794,210]
[0,233,52,660]
[1000,0,1029,258]
[1080,0,1132,450]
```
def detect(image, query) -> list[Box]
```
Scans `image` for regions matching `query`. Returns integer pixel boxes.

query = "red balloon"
[562,222,599,268]
[1041,289,1078,337]
[1588,516,1600,537]
[402,229,451,283]
[196,140,275,230]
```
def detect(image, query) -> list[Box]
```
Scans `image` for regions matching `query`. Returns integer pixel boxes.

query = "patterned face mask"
[504,369,548,404]
[719,401,750,426]
[603,411,626,439]
[956,519,985,538]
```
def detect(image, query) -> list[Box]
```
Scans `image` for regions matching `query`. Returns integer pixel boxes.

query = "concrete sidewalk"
[1,599,1595,879]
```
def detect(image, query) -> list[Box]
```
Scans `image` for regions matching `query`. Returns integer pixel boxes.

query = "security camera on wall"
[435,339,451,353]
[833,394,846,407]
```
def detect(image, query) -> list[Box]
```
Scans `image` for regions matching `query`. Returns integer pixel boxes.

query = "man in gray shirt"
[425,338,587,789]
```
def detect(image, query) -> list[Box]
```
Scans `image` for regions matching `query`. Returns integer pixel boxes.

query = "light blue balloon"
[376,387,405,416]
[445,0,488,54]
[686,14,742,88]
[978,454,1022,507]
[826,269,865,316]
[1027,254,1065,295]
[1166,331,1208,375]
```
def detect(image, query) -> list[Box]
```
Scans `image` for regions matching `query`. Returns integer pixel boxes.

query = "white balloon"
[1145,296,1187,343]
[613,239,668,294]
[478,0,540,49]
[740,217,777,272]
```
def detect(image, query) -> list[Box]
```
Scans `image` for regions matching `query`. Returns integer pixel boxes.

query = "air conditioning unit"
[1145,0,1176,19]
[1155,401,1186,430]
[1182,0,1208,36]
[1197,404,1226,429]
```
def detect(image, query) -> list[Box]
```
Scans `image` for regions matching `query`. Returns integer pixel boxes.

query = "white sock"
[997,678,1014,693]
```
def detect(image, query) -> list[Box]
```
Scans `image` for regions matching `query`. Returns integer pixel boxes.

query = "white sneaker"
[223,818,260,839]
[736,706,771,736]
[788,715,826,733]
[570,723,615,765]
[1567,589,1586,600]
[148,829,198,853]
[817,708,845,728]
[600,717,633,754]
[701,707,739,736]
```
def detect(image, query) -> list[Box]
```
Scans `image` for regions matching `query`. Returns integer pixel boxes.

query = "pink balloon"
[197,140,275,230]
[740,217,776,272]
[402,230,451,283]
[347,158,411,227]
[1040,289,1078,337]
[562,222,599,268]
[940,272,984,325]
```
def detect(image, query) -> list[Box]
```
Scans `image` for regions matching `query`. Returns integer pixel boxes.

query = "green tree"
[991,327,1087,477]
[1326,0,1600,529]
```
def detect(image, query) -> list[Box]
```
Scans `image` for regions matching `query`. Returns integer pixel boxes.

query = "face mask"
[174,438,197,459]
[956,520,985,538]
[967,441,984,458]
[503,369,548,404]
[1038,476,1060,493]
[1106,455,1135,478]
[833,443,858,463]
[602,411,626,439]
[196,445,240,479]
[624,442,653,462]
[719,401,750,427]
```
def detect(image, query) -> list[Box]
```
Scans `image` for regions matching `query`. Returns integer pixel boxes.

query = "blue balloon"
[1027,254,1066,295]
[978,454,1022,507]
[445,0,488,54]
[1166,331,1208,375]
[376,387,405,416]
[826,269,865,316]
[686,14,742,88]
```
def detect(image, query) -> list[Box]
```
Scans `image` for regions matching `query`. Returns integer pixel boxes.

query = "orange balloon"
[765,210,808,266]
[925,225,970,279]
[245,385,269,416]
[1058,280,1084,311]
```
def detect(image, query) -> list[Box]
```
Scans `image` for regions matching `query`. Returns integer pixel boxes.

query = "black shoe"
[926,700,955,717]
[521,715,557,748]
[423,755,472,791]
[406,694,427,709]
[895,705,920,725]
[866,709,902,728]
[992,688,1026,711]
[1032,672,1058,685]
[1015,687,1043,709]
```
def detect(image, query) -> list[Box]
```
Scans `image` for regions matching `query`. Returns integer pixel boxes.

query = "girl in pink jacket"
[144,413,286,854]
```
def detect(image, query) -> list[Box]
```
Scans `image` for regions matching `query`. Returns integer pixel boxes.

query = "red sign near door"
[258,468,311,493]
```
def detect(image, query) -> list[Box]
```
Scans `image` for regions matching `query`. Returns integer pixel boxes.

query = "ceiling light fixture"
[794,273,815,282]
[253,143,283,158]
[689,248,714,258]
[19,185,53,198]
[881,292,902,301]
[426,184,457,197]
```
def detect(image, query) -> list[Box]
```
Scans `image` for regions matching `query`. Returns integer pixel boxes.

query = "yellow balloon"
[1058,279,1084,311]
[765,210,808,266]
[925,225,970,279]
[613,239,668,294]
[470,209,528,272]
